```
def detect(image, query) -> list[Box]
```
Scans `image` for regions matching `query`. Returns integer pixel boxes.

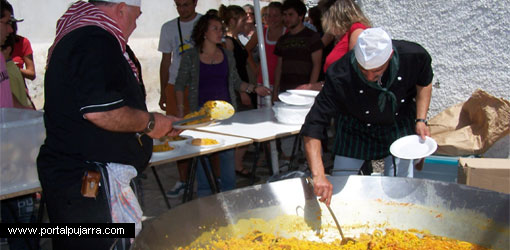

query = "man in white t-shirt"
[158,0,200,115]
[158,0,201,198]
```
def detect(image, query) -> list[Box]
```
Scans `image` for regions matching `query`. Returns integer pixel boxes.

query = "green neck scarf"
[351,48,400,113]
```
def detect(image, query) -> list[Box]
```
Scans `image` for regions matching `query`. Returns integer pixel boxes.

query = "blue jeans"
[333,155,414,177]
[196,149,236,197]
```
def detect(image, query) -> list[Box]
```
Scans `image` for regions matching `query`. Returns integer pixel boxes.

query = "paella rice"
[183,109,211,125]
[153,142,174,152]
[191,138,219,146]
[179,215,490,250]
[181,228,489,250]
[182,100,234,125]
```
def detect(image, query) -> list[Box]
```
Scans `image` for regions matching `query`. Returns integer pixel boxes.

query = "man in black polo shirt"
[302,28,433,206]
[37,0,180,249]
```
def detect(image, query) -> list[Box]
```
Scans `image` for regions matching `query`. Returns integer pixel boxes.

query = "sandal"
[235,168,252,178]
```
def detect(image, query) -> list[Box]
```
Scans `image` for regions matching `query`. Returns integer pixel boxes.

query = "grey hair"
[88,0,118,7]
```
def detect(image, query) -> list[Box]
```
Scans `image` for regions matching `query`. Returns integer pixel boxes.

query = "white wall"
[9,0,510,116]
[358,0,510,116]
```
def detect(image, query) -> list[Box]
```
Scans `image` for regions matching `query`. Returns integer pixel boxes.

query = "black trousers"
[42,162,115,250]
[39,159,135,250]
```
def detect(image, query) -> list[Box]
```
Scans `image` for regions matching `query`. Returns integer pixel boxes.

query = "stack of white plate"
[273,90,319,124]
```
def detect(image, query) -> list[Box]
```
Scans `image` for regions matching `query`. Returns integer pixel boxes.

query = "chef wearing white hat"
[301,28,433,206]
[354,27,393,70]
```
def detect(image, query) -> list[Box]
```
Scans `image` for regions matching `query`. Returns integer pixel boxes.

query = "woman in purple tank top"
[174,14,271,197]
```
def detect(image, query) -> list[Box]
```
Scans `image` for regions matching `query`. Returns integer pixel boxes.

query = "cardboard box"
[458,158,510,194]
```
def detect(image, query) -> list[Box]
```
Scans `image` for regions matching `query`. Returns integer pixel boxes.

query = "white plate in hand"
[390,135,437,160]
[278,92,314,106]
[287,89,320,97]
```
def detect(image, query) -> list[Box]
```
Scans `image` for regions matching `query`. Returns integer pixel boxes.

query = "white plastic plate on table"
[152,144,181,157]
[287,89,320,97]
[390,135,437,160]
[278,92,314,106]
[173,120,213,130]
[187,138,225,148]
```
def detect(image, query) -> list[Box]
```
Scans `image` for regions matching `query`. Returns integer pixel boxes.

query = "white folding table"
[194,108,303,182]
[149,130,253,208]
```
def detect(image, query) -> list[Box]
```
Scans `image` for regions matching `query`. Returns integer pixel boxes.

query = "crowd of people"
[0,0,433,249]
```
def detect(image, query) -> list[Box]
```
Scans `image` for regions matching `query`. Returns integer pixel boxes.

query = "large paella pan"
[132,176,509,249]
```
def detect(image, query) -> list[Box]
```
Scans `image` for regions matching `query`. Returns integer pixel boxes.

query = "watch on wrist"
[415,118,428,125]
[143,112,155,133]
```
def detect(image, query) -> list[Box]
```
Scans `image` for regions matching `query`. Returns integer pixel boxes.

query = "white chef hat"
[98,0,141,7]
[354,28,393,70]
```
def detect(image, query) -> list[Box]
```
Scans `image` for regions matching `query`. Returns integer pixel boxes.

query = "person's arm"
[84,106,181,138]
[309,49,323,84]
[273,56,282,102]
[239,81,271,97]
[301,81,339,207]
[74,31,182,137]
[304,136,333,206]
[225,48,271,98]
[225,44,254,106]
[175,90,185,118]
[20,54,36,80]
[295,81,323,91]
[301,68,347,205]
[348,28,364,50]
[415,83,432,139]
[239,90,252,106]
[159,52,172,111]
[244,31,259,74]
